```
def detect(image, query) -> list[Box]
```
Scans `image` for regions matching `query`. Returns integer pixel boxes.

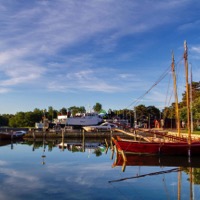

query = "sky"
[0,0,200,114]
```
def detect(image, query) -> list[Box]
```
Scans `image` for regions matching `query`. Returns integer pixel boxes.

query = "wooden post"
[122,162,126,172]
[43,130,46,139]
[32,131,36,140]
[10,131,13,149]
[11,131,13,141]
[110,130,113,150]
[105,138,108,148]
[111,148,114,160]
[82,130,85,152]
[61,129,64,151]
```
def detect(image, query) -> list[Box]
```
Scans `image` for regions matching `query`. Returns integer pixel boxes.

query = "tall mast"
[171,51,181,136]
[183,40,191,144]
[190,65,193,133]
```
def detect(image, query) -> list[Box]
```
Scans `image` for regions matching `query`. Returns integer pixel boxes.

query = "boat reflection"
[110,152,200,200]
[58,141,106,153]
[0,139,24,149]
[20,138,108,156]
[112,153,200,171]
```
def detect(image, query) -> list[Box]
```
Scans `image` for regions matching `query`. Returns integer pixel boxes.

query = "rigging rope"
[108,168,181,183]
[126,66,171,109]
[126,57,184,110]
[164,73,172,108]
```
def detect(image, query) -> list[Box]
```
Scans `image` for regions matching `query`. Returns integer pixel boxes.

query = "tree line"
[0,103,104,128]
[0,81,199,129]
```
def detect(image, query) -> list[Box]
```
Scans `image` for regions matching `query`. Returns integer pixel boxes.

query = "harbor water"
[0,138,200,200]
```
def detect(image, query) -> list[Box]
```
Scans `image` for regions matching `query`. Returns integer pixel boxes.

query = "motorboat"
[66,112,103,128]
[58,142,105,152]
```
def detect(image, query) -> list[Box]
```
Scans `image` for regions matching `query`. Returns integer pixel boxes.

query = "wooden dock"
[23,129,125,139]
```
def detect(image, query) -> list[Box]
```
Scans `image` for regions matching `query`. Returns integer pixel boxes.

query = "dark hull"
[113,154,200,168]
[0,132,24,140]
[112,137,200,156]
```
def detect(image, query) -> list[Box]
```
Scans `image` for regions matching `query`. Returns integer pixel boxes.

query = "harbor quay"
[23,128,125,139]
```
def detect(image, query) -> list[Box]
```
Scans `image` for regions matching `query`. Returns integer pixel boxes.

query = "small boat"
[0,130,26,140]
[112,137,200,156]
[83,122,118,132]
[0,132,12,140]
[66,112,103,128]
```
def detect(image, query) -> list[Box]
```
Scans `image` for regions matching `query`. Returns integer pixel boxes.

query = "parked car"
[82,122,118,132]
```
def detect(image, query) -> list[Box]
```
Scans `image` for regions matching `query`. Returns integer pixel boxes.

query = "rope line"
[126,57,184,109]
[108,168,181,183]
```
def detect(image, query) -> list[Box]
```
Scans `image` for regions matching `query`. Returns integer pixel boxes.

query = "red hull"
[112,138,200,156]
[113,154,200,168]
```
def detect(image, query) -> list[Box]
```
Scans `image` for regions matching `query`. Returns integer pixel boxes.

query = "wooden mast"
[171,51,181,136]
[183,40,191,144]
[190,65,193,133]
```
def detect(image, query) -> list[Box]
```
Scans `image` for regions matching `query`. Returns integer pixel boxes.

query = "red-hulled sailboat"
[112,137,200,156]
[112,41,200,157]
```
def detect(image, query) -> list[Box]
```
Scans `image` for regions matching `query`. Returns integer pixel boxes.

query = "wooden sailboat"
[112,41,200,157]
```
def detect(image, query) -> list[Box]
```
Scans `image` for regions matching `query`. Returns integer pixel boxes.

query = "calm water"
[0,139,200,200]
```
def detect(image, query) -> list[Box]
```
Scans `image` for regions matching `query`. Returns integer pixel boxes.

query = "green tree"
[9,110,43,127]
[9,112,26,127]
[93,103,102,113]
[192,96,200,128]
[0,114,10,126]
[147,106,160,119]
[48,106,57,121]
[79,106,86,113]
[135,105,148,121]
[68,106,86,116]
[60,107,67,115]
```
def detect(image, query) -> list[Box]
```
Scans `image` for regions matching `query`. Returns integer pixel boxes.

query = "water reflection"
[112,153,200,170]
[28,138,107,154]
[0,139,200,200]
[110,151,200,200]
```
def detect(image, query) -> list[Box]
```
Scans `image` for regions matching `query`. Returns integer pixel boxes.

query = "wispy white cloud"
[0,48,28,65]
[0,0,199,113]
[191,46,200,54]
[0,0,192,80]
[0,88,11,93]
[1,168,38,182]
[0,61,46,87]
[0,160,8,166]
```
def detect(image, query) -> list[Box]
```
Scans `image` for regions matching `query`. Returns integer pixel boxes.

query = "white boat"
[83,122,118,132]
[58,142,105,152]
[66,113,103,127]
[13,130,27,137]
[58,142,68,149]
[0,130,27,139]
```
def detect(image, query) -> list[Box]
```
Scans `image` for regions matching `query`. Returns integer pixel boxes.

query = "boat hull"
[66,114,103,127]
[0,131,26,140]
[112,137,200,156]
[113,154,200,168]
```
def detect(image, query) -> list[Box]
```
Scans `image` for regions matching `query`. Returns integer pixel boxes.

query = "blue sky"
[0,0,200,114]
